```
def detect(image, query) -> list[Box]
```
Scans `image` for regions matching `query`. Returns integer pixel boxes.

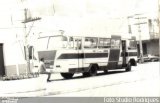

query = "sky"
[24,0,158,17]
[0,0,158,39]
[0,0,158,24]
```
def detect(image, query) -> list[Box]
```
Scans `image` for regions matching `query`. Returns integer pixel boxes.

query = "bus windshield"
[38,35,68,50]
[37,37,48,50]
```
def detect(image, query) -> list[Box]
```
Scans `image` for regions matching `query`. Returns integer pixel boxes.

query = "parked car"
[137,55,150,63]
[137,54,159,63]
[147,54,159,62]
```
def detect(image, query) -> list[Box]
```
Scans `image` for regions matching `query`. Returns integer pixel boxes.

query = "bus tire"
[82,72,90,77]
[125,62,131,71]
[104,69,108,74]
[89,65,97,76]
[61,73,74,79]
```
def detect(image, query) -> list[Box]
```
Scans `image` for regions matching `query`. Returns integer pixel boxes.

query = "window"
[47,36,68,49]
[111,39,120,49]
[84,37,98,48]
[68,37,74,48]
[128,40,137,50]
[98,38,111,48]
[75,39,82,50]
[37,37,49,50]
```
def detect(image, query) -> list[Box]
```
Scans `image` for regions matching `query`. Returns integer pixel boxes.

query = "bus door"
[121,40,127,67]
[75,38,83,72]
[107,36,121,69]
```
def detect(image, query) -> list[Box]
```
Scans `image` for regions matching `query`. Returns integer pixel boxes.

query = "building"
[128,15,159,56]
[0,33,27,77]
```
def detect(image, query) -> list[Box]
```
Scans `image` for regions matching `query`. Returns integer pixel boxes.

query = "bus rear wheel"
[89,65,98,76]
[125,62,131,71]
[82,65,98,77]
[82,72,90,77]
[61,73,74,79]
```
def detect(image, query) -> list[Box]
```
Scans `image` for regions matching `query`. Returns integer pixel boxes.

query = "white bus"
[36,34,137,79]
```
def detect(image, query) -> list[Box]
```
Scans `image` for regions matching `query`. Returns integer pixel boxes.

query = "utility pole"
[22,9,41,74]
[127,16,133,35]
[24,8,30,73]
[134,14,147,63]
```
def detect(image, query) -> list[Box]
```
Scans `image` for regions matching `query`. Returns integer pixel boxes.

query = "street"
[45,62,160,97]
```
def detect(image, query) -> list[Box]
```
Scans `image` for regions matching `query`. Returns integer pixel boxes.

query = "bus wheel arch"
[60,73,74,79]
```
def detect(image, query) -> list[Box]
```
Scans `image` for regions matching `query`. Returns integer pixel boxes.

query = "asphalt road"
[45,62,160,97]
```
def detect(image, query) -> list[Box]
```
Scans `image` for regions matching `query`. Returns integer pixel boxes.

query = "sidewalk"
[0,75,47,97]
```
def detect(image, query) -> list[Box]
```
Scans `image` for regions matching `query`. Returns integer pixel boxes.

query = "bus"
[36,34,137,79]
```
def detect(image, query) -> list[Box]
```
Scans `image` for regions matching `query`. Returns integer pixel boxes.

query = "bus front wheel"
[61,73,74,79]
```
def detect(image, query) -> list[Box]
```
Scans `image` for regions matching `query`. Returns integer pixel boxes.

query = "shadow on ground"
[52,70,128,82]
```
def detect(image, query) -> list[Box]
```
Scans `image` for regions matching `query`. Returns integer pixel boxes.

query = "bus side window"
[98,38,111,48]
[111,39,120,49]
[62,36,68,48]
[84,37,98,48]
[98,38,104,48]
[103,38,111,48]
[75,39,82,50]
[90,38,97,48]
[77,40,82,50]
[68,37,74,48]
[84,38,90,48]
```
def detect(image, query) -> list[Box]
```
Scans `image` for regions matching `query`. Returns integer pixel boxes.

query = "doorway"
[0,44,5,76]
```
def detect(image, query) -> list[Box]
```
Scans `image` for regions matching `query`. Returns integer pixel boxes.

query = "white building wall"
[0,31,27,76]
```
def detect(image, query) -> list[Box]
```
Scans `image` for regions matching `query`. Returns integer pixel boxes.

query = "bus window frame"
[128,39,137,50]
[84,37,98,49]
[45,35,68,49]
[111,39,121,49]
[98,38,111,49]
[68,36,75,49]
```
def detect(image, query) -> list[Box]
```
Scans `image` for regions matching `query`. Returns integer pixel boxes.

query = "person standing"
[39,58,51,82]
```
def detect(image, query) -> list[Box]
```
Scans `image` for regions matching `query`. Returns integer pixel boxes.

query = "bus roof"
[38,31,135,40]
